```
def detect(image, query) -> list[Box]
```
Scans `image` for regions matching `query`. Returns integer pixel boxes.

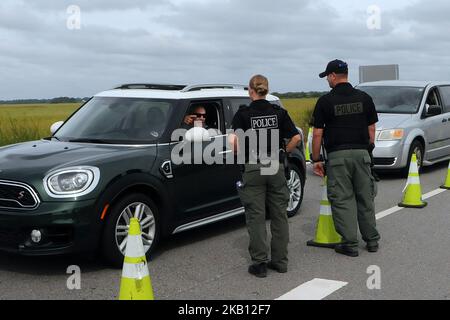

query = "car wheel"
[286,164,305,217]
[402,140,424,177]
[101,193,160,268]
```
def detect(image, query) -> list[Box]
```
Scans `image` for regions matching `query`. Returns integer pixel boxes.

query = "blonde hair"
[249,74,269,96]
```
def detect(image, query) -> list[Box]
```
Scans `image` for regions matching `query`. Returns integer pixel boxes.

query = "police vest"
[322,90,371,153]
[236,100,287,162]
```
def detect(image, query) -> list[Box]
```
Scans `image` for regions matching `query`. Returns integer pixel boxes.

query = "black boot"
[335,244,359,257]
[248,263,267,278]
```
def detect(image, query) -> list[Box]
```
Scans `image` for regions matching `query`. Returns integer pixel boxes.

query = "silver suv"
[357,81,450,174]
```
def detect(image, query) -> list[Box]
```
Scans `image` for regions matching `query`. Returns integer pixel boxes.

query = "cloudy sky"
[1,0,449,99]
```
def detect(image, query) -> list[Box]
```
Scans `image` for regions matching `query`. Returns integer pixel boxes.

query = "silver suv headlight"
[377,129,404,141]
[43,166,100,198]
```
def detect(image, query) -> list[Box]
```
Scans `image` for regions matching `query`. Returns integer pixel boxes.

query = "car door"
[437,86,450,157]
[168,99,240,223]
[422,87,448,161]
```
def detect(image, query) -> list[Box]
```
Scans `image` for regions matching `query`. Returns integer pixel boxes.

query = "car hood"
[376,113,413,131]
[0,140,157,182]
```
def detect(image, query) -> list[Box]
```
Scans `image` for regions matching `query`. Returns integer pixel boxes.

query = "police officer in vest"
[229,75,301,277]
[312,60,380,257]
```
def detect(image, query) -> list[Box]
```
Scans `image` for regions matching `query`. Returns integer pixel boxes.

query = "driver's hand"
[184,115,196,125]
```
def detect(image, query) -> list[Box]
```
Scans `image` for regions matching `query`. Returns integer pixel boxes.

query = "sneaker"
[248,263,267,278]
[267,261,287,273]
[367,243,379,253]
[334,244,359,257]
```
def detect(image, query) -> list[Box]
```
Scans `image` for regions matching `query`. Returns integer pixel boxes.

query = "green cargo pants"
[326,149,380,248]
[238,163,290,268]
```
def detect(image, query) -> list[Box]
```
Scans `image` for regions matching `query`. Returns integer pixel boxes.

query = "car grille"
[0,180,40,210]
[0,228,27,248]
[374,157,396,166]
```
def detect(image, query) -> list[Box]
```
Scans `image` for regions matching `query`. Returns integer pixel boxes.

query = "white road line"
[276,278,348,300]
[422,188,447,200]
[375,188,447,220]
[276,187,447,301]
[376,206,403,220]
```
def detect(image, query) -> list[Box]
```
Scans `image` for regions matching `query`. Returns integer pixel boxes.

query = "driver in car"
[182,105,209,129]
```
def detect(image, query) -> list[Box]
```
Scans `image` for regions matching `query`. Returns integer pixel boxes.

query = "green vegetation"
[0,97,89,105]
[281,98,317,140]
[273,92,326,99]
[0,103,80,146]
[0,99,317,147]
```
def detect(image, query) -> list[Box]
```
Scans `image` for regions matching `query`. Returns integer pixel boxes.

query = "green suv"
[0,84,306,266]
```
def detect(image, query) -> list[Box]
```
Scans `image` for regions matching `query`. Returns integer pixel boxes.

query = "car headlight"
[377,129,404,141]
[44,166,100,198]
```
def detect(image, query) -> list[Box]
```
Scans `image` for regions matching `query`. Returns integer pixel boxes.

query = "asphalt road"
[0,161,449,300]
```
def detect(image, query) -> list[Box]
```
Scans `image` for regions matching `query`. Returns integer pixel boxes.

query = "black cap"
[319,59,348,78]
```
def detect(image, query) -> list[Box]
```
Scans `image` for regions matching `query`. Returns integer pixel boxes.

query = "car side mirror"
[426,104,442,117]
[184,127,211,143]
[50,121,64,134]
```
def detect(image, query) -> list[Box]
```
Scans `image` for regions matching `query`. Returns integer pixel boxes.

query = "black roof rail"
[181,84,248,92]
[114,84,187,90]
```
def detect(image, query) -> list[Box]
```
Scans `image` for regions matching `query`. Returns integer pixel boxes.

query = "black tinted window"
[439,86,450,113]
[230,98,251,115]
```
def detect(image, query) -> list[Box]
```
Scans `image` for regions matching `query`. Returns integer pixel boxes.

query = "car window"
[182,101,223,135]
[55,97,174,143]
[230,98,251,115]
[426,88,441,107]
[439,86,450,113]
[358,86,424,114]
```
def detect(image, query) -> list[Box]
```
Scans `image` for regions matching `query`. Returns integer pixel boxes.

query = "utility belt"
[240,149,289,179]
[327,144,369,154]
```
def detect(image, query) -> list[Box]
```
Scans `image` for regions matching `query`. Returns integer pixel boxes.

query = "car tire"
[286,163,305,218]
[101,193,160,268]
[402,140,424,177]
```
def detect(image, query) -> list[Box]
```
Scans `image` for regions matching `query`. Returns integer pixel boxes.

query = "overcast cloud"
[0,0,449,99]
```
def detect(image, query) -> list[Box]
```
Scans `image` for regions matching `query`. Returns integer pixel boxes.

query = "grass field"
[0,103,81,146]
[281,98,316,137]
[0,99,317,147]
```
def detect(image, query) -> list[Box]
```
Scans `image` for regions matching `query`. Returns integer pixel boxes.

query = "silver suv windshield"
[358,86,424,114]
[55,97,175,144]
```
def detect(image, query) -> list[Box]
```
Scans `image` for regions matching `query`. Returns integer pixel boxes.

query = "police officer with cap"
[312,60,380,257]
[229,74,301,277]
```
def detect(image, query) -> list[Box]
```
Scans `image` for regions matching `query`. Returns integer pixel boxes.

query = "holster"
[280,150,290,180]
[368,149,380,182]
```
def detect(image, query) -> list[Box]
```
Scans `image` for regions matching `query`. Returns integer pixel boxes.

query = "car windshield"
[358,86,424,114]
[55,97,175,144]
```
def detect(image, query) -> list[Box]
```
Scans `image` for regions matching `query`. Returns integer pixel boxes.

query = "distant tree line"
[0,97,91,104]
[271,91,327,99]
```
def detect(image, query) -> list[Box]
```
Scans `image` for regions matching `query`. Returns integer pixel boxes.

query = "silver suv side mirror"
[50,121,64,134]
[425,104,442,117]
